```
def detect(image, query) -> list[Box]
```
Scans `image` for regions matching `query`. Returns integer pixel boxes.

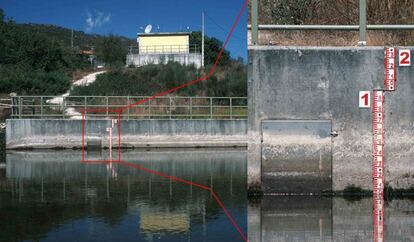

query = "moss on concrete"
[247,185,263,200]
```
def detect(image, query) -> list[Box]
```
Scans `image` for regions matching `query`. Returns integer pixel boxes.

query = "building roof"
[137,32,190,37]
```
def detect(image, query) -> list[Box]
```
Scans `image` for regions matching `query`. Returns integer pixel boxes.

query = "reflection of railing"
[10,96,247,120]
[129,44,199,54]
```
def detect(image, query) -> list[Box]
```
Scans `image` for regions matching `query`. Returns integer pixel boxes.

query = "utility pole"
[201,11,205,68]
[71,29,74,49]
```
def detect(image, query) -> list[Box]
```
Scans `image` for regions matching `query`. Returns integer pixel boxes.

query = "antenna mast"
[202,11,205,68]
[71,29,74,49]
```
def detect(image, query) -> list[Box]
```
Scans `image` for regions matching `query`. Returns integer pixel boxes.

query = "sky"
[1,0,248,60]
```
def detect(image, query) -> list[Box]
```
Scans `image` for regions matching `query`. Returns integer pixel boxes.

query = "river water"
[0,149,413,241]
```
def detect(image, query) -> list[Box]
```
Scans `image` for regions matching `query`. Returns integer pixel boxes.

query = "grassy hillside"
[71,61,247,97]
[18,23,135,50]
[0,8,245,97]
[0,8,135,95]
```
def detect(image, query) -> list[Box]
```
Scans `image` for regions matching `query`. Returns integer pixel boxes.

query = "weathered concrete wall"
[126,53,202,68]
[261,120,332,194]
[6,119,247,149]
[248,46,414,191]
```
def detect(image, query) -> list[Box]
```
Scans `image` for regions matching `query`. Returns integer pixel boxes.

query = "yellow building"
[138,32,190,54]
[127,32,201,68]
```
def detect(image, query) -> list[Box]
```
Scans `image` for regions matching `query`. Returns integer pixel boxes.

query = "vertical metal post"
[10,94,16,118]
[169,97,172,119]
[148,99,151,119]
[127,96,130,120]
[40,96,43,119]
[202,11,205,67]
[84,96,87,117]
[190,97,193,119]
[62,96,66,118]
[210,97,213,119]
[359,0,367,45]
[230,97,233,120]
[251,0,259,45]
[18,97,22,119]
[106,96,109,119]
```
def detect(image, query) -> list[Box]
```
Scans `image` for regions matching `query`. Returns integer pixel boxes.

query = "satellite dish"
[144,25,152,34]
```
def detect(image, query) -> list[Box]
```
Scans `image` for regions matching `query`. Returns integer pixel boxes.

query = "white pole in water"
[107,127,112,161]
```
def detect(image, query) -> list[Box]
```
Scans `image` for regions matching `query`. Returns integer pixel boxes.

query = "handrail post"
[358,0,367,46]
[10,93,19,118]
[40,96,43,119]
[84,96,87,118]
[106,96,109,119]
[251,0,258,45]
[148,99,151,119]
[210,97,213,119]
[62,96,65,119]
[18,96,22,119]
[230,97,233,120]
[190,97,193,119]
[127,96,130,120]
[169,97,172,119]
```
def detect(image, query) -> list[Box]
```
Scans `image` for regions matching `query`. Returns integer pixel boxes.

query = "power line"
[204,11,247,41]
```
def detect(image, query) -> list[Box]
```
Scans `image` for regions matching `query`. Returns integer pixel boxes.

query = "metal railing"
[0,98,11,109]
[250,0,414,46]
[128,44,200,55]
[10,96,248,120]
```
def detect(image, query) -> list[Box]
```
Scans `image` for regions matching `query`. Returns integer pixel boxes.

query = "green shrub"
[71,61,247,97]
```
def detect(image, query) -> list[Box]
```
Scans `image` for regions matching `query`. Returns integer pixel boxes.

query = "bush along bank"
[71,61,247,97]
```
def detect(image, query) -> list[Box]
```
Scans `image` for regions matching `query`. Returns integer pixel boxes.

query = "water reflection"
[0,149,247,242]
[248,196,414,242]
[1,150,414,241]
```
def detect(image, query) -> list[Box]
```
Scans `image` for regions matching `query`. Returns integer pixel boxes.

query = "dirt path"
[47,70,107,119]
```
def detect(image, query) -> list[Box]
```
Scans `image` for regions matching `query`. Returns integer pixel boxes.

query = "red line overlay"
[81,0,249,241]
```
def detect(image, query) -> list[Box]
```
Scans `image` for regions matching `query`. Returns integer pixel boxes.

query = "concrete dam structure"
[247,46,414,193]
[6,46,414,195]
[6,119,247,149]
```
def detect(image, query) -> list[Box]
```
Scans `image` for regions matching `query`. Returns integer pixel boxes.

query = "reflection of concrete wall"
[333,198,372,241]
[249,197,414,242]
[126,53,202,68]
[248,196,332,242]
[248,46,414,191]
[6,119,247,149]
[6,149,247,179]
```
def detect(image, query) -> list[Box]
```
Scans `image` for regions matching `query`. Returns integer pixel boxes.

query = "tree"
[0,8,4,23]
[95,34,127,66]
[189,31,231,66]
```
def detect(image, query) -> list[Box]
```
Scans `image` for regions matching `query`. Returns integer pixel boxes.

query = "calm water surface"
[0,149,414,242]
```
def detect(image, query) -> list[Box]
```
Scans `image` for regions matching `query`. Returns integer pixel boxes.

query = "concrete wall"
[126,53,202,68]
[6,119,247,149]
[248,46,414,191]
